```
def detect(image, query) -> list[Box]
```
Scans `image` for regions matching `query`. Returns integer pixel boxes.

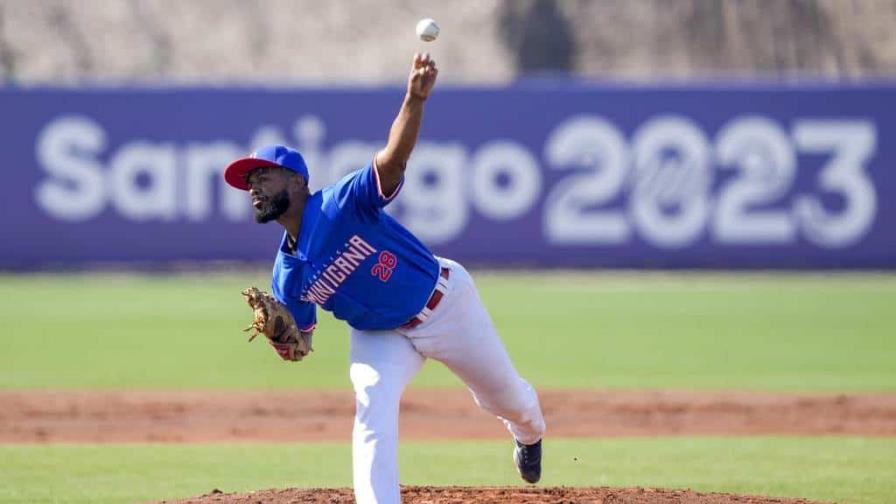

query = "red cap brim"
[224,158,282,190]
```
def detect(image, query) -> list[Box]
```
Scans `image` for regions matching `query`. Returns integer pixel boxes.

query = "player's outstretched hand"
[408,52,438,101]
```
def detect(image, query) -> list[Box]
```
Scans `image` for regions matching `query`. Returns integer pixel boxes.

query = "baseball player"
[225,53,545,504]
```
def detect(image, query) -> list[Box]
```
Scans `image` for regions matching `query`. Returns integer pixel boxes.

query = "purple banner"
[2,84,895,268]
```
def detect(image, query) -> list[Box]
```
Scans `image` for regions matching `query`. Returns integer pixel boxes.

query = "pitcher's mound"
[163,485,826,503]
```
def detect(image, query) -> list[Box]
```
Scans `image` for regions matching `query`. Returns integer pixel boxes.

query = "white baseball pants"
[349,257,546,504]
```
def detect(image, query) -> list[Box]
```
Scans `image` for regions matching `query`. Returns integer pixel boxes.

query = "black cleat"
[513,439,542,484]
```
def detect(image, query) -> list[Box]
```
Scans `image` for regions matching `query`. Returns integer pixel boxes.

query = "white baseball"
[415,18,439,42]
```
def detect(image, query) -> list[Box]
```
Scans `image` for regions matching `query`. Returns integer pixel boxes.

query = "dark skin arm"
[374,52,439,196]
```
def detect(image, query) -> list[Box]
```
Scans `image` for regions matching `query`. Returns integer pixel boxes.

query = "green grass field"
[1,272,894,503]
[1,272,894,391]
[2,438,894,504]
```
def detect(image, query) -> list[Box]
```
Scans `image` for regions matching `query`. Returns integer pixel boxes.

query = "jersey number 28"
[371,251,398,282]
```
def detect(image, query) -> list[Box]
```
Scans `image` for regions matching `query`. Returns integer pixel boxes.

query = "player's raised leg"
[350,329,425,504]
[402,259,546,475]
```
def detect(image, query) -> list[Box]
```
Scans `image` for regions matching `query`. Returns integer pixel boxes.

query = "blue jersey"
[270,161,440,331]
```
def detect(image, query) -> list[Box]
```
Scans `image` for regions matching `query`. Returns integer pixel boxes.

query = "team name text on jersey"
[301,235,378,305]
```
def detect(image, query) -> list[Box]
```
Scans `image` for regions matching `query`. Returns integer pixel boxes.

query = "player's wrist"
[405,91,428,103]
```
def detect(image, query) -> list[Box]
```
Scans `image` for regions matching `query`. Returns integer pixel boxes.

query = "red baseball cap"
[224,144,310,191]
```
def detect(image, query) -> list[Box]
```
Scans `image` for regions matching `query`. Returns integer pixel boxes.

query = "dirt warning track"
[2,389,894,443]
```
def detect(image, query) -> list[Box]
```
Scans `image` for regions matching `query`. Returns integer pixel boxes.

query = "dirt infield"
[163,485,829,504]
[2,389,894,443]
[5,389,870,503]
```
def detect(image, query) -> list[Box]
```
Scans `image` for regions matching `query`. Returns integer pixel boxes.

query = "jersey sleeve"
[271,282,318,332]
[330,158,404,217]
[285,296,317,332]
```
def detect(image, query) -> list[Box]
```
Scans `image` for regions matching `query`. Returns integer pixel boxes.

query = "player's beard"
[253,188,291,223]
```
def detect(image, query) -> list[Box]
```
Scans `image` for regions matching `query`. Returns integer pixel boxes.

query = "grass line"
[1,437,893,504]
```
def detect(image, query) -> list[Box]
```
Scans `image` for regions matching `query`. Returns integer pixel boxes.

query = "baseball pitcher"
[224,53,546,504]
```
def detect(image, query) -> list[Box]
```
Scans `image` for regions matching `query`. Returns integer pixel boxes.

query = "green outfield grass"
[0,272,894,390]
[1,437,893,504]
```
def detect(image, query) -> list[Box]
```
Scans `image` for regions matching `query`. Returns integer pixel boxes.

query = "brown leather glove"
[241,287,313,361]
